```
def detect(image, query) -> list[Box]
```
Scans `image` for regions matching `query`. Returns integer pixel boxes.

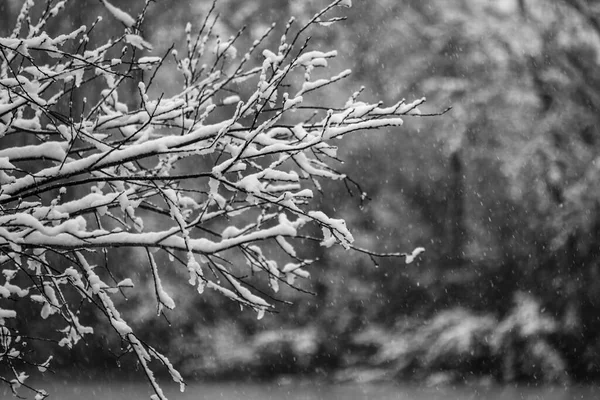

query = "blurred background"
[3,0,600,395]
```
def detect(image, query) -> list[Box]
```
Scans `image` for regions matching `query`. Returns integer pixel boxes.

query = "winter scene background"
[2,0,600,399]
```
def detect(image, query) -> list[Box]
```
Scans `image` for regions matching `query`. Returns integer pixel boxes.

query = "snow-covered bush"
[0,0,425,398]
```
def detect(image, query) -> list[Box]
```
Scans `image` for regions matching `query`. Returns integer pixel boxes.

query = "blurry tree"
[339,0,600,380]
[216,0,600,381]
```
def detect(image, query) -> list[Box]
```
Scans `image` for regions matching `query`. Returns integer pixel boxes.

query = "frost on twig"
[0,0,426,398]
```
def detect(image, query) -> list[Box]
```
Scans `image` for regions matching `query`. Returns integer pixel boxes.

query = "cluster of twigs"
[0,0,428,398]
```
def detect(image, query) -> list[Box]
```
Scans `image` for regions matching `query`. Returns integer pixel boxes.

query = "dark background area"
[3,0,600,386]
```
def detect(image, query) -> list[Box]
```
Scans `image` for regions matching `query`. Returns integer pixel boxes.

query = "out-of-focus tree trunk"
[0,1,13,37]
[445,149,466,264]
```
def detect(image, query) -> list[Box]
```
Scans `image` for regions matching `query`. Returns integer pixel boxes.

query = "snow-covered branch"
[0,0,425,398]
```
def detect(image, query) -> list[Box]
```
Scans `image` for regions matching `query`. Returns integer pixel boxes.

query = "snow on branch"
[0,0,427,398]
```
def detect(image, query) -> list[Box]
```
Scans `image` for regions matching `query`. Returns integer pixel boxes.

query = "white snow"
[111,317,132,335]
[405,247,426,264]
[149,253,176,313]
[117,278,134,288]
[0,309,17,321]
[125,34,153,50]
[222,95,241,105]
[215,42,237,59]
[102,0,136,27]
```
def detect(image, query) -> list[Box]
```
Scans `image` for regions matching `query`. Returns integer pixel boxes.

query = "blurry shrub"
[491,292,566,383]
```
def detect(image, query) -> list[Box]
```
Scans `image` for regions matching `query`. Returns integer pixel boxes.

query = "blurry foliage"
[5,0,600,386]
[192,0,600,383]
